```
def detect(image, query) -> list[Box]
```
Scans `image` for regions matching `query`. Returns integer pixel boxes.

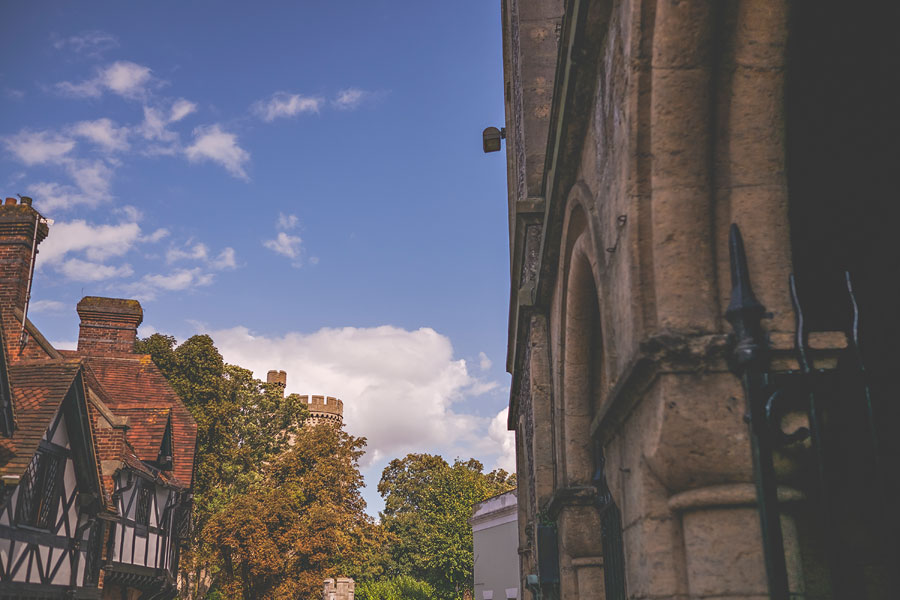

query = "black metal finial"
[725,224,765,322]
[725,224,768,369]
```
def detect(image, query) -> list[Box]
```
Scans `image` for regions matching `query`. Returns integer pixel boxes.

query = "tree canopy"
[377,453,516,600]
[136,333,374,600]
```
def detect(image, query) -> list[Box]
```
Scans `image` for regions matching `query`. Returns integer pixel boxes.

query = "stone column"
[639,372,806,598]
[669,484,805,598]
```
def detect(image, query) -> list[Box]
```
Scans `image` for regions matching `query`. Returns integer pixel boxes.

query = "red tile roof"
[0,360,82,480]
[63,352,197,488]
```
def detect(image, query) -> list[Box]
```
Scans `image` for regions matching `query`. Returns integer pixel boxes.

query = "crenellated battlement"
[299,394,343,426]
[265,369,344,427]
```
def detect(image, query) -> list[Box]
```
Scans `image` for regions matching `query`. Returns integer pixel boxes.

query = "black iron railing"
[725,224,896,598]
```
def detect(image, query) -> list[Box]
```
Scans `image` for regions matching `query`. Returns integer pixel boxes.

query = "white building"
[471,489,519,600]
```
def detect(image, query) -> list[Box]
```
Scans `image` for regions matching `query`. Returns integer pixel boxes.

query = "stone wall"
[502,1,896,598]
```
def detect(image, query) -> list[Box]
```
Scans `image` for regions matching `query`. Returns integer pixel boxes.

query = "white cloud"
[211,247,237,270]
[137,98,197,151]
[29,299,67,314]
[253,92,323,121]
[69,118,130,151]
[142,228,170,243]
[333,88,369,110]
[169,98,197,122]
[39,220,142,264]
[184,124,250,180]
[263,231,302,260]
[166,241,236,270]
[5,88,25,100]
[57,258,134,281]
[277,213,298,230]
[166,242,209,263]
[53,31,118,57]
[2,130,75,165]
[478,351,493,371]
[488,408,516,472]
[57,61,154,100]
[208,324,499,468]
[123,267,215,300]
[142,268,214,290]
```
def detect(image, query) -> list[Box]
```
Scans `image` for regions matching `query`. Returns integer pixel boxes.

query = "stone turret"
[263,369,344,427]
[266,369,287,388]
[301,394,343,427]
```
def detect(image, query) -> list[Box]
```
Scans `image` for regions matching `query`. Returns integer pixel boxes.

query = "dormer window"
[17,449,62,530]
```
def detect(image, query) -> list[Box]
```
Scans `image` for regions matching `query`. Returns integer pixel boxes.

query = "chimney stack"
[76,297,143,355]
[0,198,49,357]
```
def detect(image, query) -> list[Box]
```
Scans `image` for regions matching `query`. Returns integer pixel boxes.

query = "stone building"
[265,371,344,428]
[498,1,898,599]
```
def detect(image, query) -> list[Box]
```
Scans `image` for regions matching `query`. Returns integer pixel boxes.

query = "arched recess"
[557,189,627,597]
[558,190,605,489]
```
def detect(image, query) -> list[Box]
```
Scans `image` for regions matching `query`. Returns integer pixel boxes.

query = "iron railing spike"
[726,224,765,322]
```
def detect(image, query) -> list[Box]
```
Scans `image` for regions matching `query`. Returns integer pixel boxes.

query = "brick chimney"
[0,197,49,358]
[76,297,143,355]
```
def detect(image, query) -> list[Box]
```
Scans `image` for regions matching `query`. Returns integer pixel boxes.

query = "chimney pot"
[5,198,16,205]
[20,196,32,206]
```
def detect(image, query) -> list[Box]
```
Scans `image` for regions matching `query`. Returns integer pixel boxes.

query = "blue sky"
[1,1,512,514]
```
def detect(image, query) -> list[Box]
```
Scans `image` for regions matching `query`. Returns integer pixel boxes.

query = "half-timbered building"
[1,197,197,600]
[68,296,197,600]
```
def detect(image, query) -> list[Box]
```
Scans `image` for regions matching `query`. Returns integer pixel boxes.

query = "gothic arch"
[556,184,607,488]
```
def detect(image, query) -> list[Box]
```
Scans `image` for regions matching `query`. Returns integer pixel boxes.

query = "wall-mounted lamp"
[482,126,506,153]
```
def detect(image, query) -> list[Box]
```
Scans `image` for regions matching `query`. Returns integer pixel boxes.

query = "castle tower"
[301,394,343,427]
[263,369,343,427]
[266,369,287,387]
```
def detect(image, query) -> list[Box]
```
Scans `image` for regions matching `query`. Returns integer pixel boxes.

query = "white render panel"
[51,410,69,447]
[133,532,147,565]
[121,526,133,563]
[10,544,27,581]
[38,545,50,579]
[52,549,71,585]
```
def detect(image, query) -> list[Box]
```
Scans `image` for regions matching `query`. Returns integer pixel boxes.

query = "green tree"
[203,424,378,600]
[355,575,436,600]
[377,454,516,600]
[136,334,310,598]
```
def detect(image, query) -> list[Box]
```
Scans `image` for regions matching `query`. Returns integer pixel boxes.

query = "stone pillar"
[649,0,718,332]
[639,373,806,598]
[669,484,805,597]
[714,0,793,333]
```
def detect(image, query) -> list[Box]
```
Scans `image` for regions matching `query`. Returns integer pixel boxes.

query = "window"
[135,481,153,529]
[17,449,62,529]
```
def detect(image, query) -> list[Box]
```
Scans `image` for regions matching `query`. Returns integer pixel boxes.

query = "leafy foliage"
[136,334,374,600]
[203,424,378,599]
[377,454,516,600]
[355,575,436,600]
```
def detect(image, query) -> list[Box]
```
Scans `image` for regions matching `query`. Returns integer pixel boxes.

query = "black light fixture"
[482,126,506,153]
